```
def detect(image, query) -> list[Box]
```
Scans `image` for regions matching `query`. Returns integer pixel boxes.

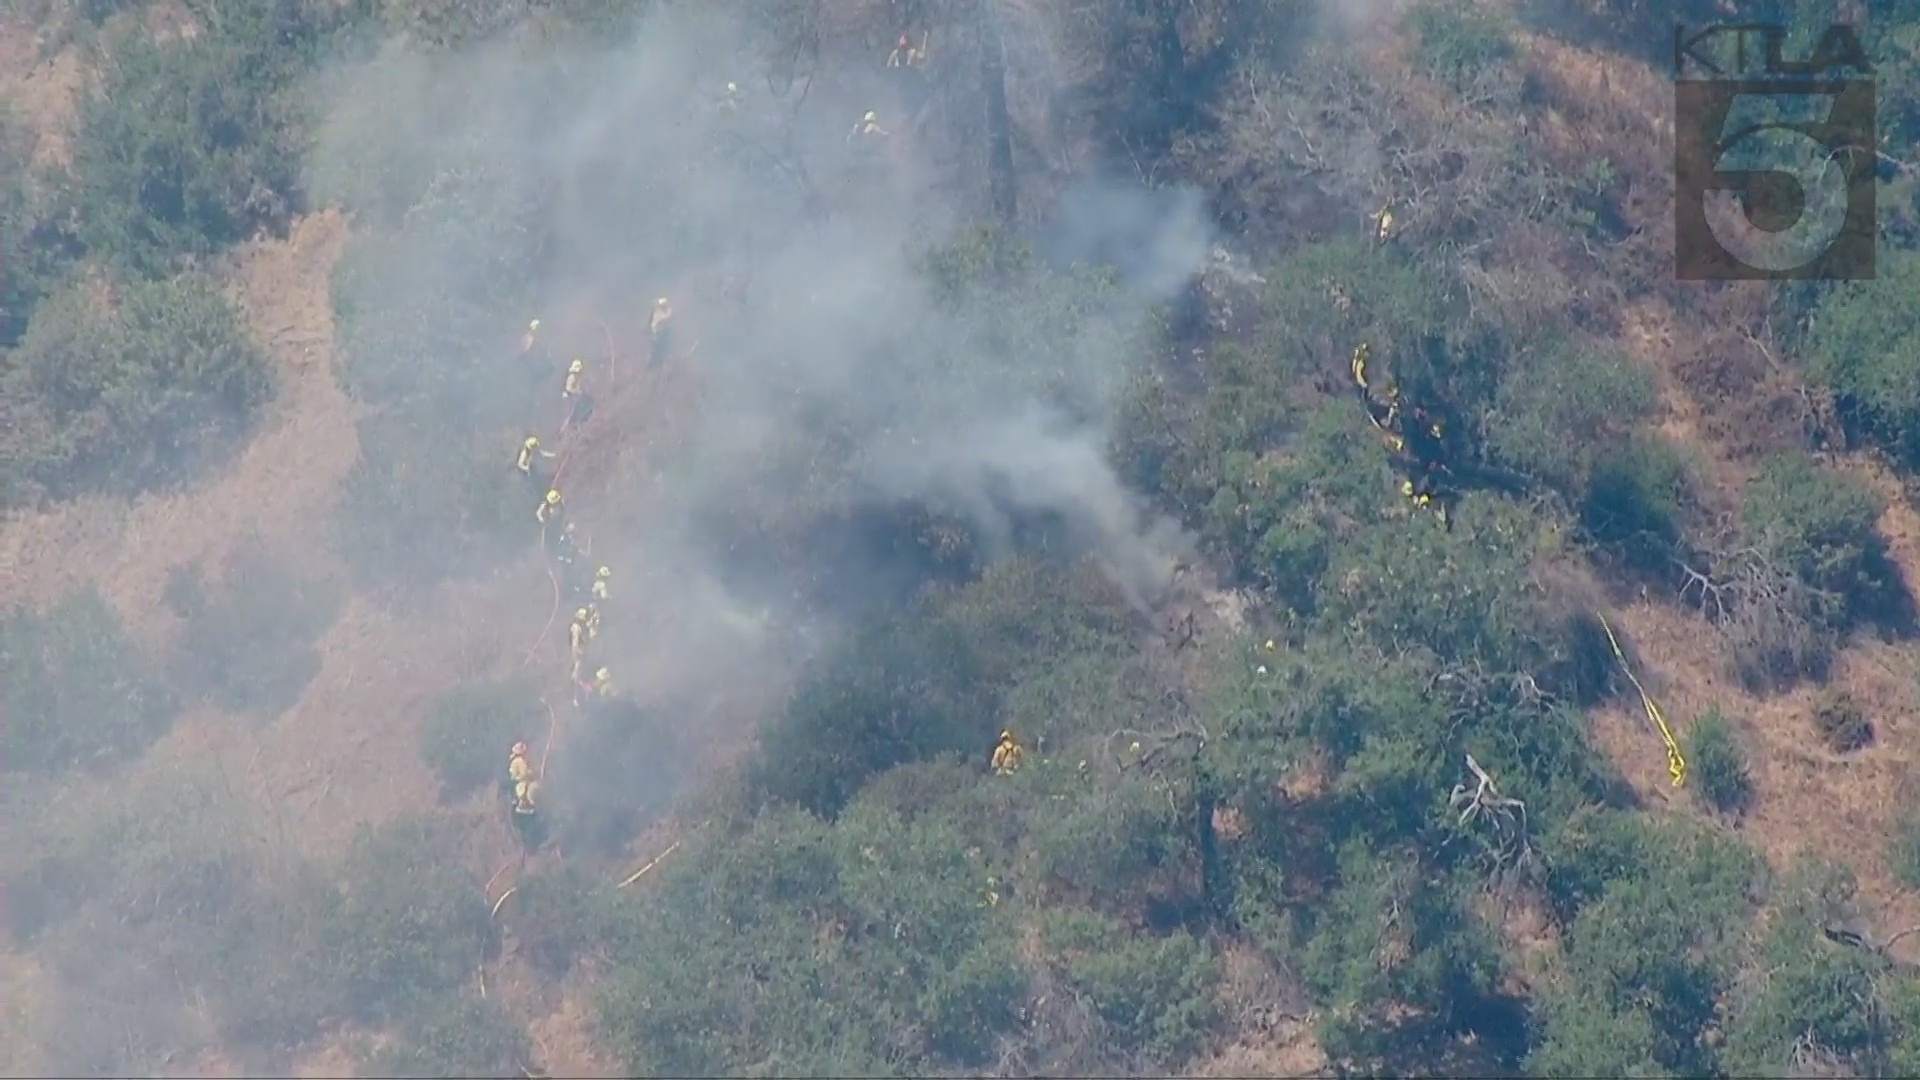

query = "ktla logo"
[1673,22,1878,280]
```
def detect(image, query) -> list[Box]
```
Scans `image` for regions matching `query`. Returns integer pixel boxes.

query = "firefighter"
[649,297,673,368]
[887,32,927,68]
[570,606,592,658]
[564,358,585,399]
[848,109,888,141]
[517,435,556,483]
[576,665,613,708]
[584,602,602,640]
[721,81,742,112]
[990,729,1023,775]
[1370,203,1395,243]
[1352,344,1400,436]
[591,565,611,602]
[521,319,541,355]
[537,488,564,527]
[508,740,541,844]
[509,740,534,791]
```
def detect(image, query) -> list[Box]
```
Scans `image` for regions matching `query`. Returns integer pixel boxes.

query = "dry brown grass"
[0,9,84,172]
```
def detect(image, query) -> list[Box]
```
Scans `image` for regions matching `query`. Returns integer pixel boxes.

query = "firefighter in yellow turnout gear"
[1351,342,1459,528]
[592,565,611,602]
[537,488,564,526]
[517,435,556,488]
[649,298,673,369]
[564,358,585,399]
[508,740,543,848]
[991,729,1024,775]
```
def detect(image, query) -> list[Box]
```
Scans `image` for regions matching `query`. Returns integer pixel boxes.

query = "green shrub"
[1741,452,1892,623]
[0,108,80,347]
[1800,250,1920,464]
[1042,909,1220,1066]
[1579,435,1695,569]
[1409,0,1518,88]
[359,993,532,1079]
[335,415,526,596]
[1722,861,1884,1077]
[167,537,339,717]
[2,587,180,775]
[1487,339,1655,495]
[1684,707,1751,814]
[325,815,495,1022]
[1,273,275,508]
[1299,842,1500,1069]
[418,676,543,801]
[595,806,1025,1076]
[70,1,358,276]
[504,860,607,977]
[1811,687,1873,753]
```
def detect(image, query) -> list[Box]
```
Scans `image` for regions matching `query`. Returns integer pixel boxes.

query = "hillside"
[4,0,1920,1076]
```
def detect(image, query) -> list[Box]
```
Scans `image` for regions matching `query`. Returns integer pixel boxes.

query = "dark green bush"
[2,587,179,775]
[747,557,1127,818]
[167,537,339,717]
[1579,435,1695,569]
[1299,842,1501,1070]
[1042,909,1221,1066]
[1,272,275,508]
[1800,250,1920,465]
[1741,452,1893,623]
[325,815,496,1022]
[418,676,543,801]
[595,806,1025,1077]
[359,993,532,1079]
[1487,339,1655,495]
[1684,707,1751,814]
[0,109,80,348]
[1723,862,1885,1077]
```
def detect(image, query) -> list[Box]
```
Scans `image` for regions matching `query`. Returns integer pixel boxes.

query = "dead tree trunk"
[978,0,1017,228]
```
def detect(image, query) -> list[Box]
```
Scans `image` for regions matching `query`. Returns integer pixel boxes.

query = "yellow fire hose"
[1597,613,1686,787]
[617,840,682,889]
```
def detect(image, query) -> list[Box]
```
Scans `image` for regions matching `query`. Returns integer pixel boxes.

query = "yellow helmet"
[1400,480,1414,496]
[546,489,562,505]
[568,358,584,373]
[726,81,738,93]
[656,297,669,308]
[528,319,540,331]
[863,110,878,124]
[575,607,589,622]
[596,566,611,579]
[511,740,530,757]
[523,436,539,449]
[596,667,610,681]
[999,729,1013,742]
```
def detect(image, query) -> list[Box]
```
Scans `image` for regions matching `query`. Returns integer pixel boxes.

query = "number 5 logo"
[1675,79,1877,280]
